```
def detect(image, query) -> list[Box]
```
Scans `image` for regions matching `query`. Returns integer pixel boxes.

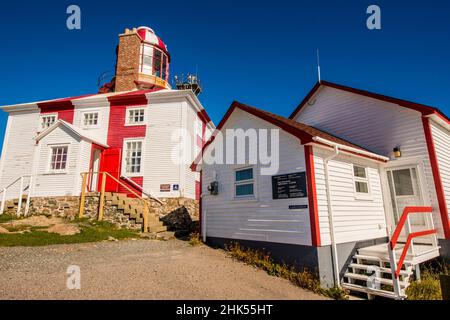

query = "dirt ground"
[0,239,325,300]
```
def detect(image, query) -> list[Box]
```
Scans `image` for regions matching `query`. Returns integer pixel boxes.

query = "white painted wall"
[313,146,387,245]
[202,109,313,246]
[72,96,110,145]
[295,87,443,238]
[0,109,40,200]
[33,126,90,197]
[430,120,450,228]
[142,99,183,198]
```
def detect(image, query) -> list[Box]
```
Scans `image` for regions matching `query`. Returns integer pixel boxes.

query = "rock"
[107,236,118,242]
[140,232,157,240]
[0,226,10,234]
[156,231,175,241]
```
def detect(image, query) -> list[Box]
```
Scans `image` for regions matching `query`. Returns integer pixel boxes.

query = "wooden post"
[17,176,24,217]
[24,175,33,216]
[0,188,6,215]
[142,201,149,233]
[79,173,88,219]
[98,172,106,221]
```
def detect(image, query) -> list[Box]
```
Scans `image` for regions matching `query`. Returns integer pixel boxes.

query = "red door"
[99,148,122,192]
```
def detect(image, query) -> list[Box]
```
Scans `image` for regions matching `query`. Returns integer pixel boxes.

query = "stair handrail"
[79,172,151,232]
[120,175,163,205]
[0,175,33,216]
[388,206,438,298]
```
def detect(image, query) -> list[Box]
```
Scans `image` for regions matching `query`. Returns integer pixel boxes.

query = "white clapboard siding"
[183,100,200,199]
[72,97,110,145]
[0,110,40,200]
[295,86,442,238]
[33,126,86,197]
[313,147,387,245]
[143,100,183,198]
[430,120,450,226]
[202,109,312,246]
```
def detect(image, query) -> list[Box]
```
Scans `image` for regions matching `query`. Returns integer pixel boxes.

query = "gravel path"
[0,239,325,300]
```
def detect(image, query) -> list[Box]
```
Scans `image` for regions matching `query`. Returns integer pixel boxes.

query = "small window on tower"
[126,108,146,125]
[40,114,57,130]
[83,112,99,128]
[153,49,162,78]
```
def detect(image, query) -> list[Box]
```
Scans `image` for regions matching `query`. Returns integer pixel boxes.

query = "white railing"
[0,175,34,216]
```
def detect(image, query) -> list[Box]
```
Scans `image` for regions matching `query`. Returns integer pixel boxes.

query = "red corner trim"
[422,117,450,239]
[304,145,321,247]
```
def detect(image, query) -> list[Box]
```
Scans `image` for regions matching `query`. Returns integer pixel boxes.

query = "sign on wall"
[160,184,171,192]
[272,172,307,200]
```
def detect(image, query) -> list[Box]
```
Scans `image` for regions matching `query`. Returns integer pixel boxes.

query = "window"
[353,165,370,196]
[153,49,162,78]
[124,140,143,175]
[40,115,57,130]
[83,112,99,127]
[49,146,68,172]
[392,168,416,196]
[126,108,145,125]
[234,167,255,198]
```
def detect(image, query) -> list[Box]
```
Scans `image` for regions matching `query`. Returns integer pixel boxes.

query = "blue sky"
[0,0,449,151]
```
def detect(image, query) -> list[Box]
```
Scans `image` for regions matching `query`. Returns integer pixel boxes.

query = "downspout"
[323,145,341,287]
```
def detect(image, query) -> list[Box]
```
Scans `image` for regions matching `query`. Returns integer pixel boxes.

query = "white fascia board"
[311,136,389,162]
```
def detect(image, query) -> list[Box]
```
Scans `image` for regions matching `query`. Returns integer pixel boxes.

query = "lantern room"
[114,26,171,92]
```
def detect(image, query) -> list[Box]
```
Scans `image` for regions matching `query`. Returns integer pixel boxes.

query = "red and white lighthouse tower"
[114,26,171,92]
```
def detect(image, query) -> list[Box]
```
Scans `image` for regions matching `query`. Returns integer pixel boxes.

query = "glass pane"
[153,49,162,77]
[393,169,414,196]
[236,183,254,196]
[235,168,253,181]
[353,166,367,178]
[355,181,369,193]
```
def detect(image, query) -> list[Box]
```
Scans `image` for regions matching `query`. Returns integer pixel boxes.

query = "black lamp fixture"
[393,147,402,158]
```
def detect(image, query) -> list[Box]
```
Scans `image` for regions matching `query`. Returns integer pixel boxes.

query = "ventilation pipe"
[323,144,341,287]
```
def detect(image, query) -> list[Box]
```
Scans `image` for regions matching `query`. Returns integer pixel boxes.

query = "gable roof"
[35,120,109,148]
[191,101,388,171]
[289,81,450,124]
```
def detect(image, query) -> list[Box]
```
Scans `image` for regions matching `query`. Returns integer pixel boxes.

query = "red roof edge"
[289,81,450,124]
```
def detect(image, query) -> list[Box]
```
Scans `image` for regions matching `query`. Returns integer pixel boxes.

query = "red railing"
[389,206,437,278]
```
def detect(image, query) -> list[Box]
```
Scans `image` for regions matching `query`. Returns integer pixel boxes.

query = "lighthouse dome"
[136,26,169,58]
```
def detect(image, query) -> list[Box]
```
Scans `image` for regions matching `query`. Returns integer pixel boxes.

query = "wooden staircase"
[104,192,167,233]
[342,248,415,299]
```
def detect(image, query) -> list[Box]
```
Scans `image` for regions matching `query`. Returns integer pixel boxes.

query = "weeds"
[188,232,203,246]
[225,242,348,300]
[406,260,450,300]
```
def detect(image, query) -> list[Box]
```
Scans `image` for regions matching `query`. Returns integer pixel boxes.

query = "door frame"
[380,156,431,233]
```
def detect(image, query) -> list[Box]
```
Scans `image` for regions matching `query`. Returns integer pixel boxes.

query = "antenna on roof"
[316,49,321,83]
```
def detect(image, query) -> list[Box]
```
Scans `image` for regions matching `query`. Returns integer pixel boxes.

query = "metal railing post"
[24,176,33,216]
[388,245,403,299]
[79,173,88,219]
[17,176,24,217]
[98,172,106,221]
[0,188,6,215]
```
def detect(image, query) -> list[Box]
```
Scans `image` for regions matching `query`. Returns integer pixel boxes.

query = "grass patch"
[225,242,348,300]
[0,213,19,223]
[0,218,138,247]
[406,260,450,300]
[188,232,203,246]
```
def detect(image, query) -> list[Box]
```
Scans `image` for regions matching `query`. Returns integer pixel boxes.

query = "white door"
[386,167,426,230]
[89,149,101,191]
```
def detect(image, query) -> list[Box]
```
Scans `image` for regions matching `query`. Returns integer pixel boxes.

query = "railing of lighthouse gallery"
[388,206,438,299]
[79,171,152,232]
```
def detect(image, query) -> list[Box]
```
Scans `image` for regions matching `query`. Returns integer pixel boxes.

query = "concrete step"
[149,225,167,233]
